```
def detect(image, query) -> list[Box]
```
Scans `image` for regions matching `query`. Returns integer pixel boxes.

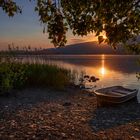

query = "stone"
[63,102,72,106]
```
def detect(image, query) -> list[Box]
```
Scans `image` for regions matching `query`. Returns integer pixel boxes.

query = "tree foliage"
[0,0,21,16]
[0,0,140,51]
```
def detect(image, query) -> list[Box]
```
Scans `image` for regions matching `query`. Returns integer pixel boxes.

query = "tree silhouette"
[1,0,140,52]
[0,0,21,16]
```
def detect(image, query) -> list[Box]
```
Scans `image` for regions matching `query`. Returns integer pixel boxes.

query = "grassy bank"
[0,57,73,94]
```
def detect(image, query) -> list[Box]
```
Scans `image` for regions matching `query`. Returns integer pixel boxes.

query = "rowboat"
[94,86,138,106]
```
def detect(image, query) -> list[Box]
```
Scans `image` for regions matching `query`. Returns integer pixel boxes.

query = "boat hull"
[94,86,138,106]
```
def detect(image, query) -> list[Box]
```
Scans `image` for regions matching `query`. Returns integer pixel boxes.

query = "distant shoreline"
[1,53,139,56]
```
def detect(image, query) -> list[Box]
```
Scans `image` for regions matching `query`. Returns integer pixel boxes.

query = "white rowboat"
[94,86,138,106]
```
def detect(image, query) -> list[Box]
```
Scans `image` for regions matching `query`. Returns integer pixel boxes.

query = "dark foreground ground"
[0,88,140,140]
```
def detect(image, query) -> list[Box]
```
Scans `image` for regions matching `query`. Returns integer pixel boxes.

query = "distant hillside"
[41,41,127,55]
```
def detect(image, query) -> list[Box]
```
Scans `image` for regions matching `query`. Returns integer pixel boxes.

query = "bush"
[0,62,28,94]
[0,59,73,94]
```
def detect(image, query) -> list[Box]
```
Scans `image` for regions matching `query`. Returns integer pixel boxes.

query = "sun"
[84,32,107,42]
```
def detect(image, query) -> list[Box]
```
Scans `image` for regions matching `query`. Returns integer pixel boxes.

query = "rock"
[77,103,82,107]
[47,110,51,113]
[130,136,139,140]
[134,128,139,132]
[81,118,86,121]
[63,102,72,106]
[84,75,90,79]
[96,78,100,81]
[9,135,15,138]
[88,93,95,97]
[61,132,66,137]
[29,124,37,128]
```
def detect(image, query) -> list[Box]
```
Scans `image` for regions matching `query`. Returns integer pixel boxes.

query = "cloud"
[68,38,87,44]
[67,33,98,45]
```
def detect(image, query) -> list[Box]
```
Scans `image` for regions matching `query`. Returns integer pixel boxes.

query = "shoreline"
[0,88,140,139]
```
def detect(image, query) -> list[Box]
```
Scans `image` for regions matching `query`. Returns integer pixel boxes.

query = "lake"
[22,55,140,102]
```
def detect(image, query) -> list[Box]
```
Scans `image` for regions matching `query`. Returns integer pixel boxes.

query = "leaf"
[98,36,104,44]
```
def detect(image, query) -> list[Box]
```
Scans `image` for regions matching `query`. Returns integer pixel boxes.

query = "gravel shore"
[0,88,140,140]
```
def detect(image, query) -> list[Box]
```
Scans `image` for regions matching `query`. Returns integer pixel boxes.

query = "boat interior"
[95,86,137,97]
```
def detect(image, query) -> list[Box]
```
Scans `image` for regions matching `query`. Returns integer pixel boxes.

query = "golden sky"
[0,5,100,51]
[0,1,106,50]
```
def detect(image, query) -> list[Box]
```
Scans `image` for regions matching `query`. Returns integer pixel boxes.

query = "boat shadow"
[90,98,140,131]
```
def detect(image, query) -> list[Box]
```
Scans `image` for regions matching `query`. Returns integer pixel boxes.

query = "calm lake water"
[23,55,140,102]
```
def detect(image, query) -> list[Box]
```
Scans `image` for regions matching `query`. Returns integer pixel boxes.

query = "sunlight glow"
[100,54,107,76]
[101,54,105,59]
[80,32,108,43]
[102,35,107,39]
[100,67,106,75]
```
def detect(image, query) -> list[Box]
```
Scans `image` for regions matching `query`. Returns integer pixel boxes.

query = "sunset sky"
[0,0,98,50]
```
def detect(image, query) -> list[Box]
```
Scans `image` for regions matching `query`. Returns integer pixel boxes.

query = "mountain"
[41,41,127,55]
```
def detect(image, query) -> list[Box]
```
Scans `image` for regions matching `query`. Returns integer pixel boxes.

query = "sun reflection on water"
[100,67,106,75]
[100,54,107,76]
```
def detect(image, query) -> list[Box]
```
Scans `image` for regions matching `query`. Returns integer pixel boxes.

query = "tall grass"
[26,63,71,89]
[0,56,74,94]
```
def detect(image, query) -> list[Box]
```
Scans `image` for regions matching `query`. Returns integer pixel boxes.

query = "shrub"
[0,62,28,94]
[0,58,73,94]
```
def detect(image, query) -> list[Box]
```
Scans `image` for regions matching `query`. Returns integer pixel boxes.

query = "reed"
[0,56,73,94]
